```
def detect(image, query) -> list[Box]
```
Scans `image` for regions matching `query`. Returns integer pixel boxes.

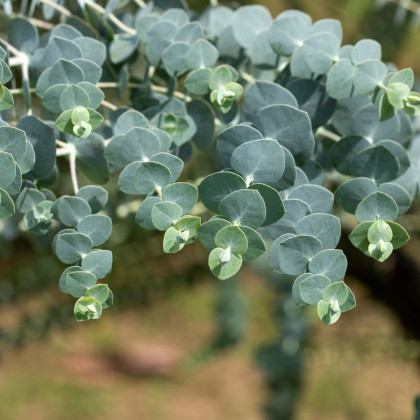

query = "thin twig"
[56,147,71,157]
[69,152,79,194]
[316,126,341,141]
[56,139,69,148]
[0,37,25,57]
[101,99,118,111]
[133,0,147,7]
[28,17,55,30]
[37,0,71,16]
[84,0,137,35]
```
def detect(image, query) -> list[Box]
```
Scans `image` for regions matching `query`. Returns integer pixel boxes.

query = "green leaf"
[367,220,393,243]
[322,281,349,305]
[250,30,278,68]
[109,34,139,64]
[368,240,393,262]
[248,183,285,227]
[289,184,334,214]
[218,189,266,228]
[163,226,185,253]
[239,226,266,261]
[197,218,231,251]
[72,59,102,85]
[151,201,183,231]
[355,191,398,223]
[75,37,106,66]
[208,247,242,280]
[187,39,219,69]
[308,249,348,283]
[329,136,371,176]
[388,68,414,89]
[135,197,162,230]
[349,221,373,254]
[174,22,204,45]
[292,273,313,306]
[0,151,16,189]
[317,299,341,325]
[265,198,311,240]
[66,271,97,298]
[335,177,377,214]
[269,10,311,56]
[214,225,248,255]
[217,124,263,168]
[301,32,340,75]
[387,82,410,109]
[0,86,14,110]
[54,232,93,264]
[255,104,312,160]
[162,42,190,76]
[350,145,400,183]
[7,17,38,54]
[295,214,341,250]
[56,196,92,227]
[185,68,212,95]
[387,221,410,250]
[76,214,112,247]
[299,274,331,305]
[114,110,149,136]
[48,58,84,85]
[0,126,27,166]
[60,84,90,111]
[232,5,272,48]
[0,188,15,218]
[16,188,44,213]
[326,59,354,99]
[379,92,396,121]
[351,39,381,65]
[120,127,161,165]
[77,186,108,213]
[81,250,113,279]
[132,161,172,195]
[275,234,322,276]
[74,296,102,321]
[242,81,298,124]
[353,59,387,96]
[209,65,233,90]
[85,284,110,304]
[87,108,104,130]
[59,266,83,293]
[341,287,356,312]
[162,182,198,214]
[198,171,246,213]
[145,21,178,66]
[230,139,285,186]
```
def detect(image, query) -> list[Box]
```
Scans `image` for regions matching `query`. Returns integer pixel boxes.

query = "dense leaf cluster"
[0,1,418,324]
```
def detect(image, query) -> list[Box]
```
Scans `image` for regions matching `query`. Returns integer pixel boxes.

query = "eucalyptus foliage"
[0,0,417,325]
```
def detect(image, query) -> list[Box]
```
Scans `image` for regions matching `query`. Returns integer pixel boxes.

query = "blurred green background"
[2,0,420,419]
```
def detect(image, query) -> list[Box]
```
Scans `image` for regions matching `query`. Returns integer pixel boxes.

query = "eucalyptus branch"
[37,0,71,17]
[133,0,147,8]
[316,126,341,141]
[0,37,25,57]
[69,151,79,195]
[101,100,118,111]
[83,0,137,35]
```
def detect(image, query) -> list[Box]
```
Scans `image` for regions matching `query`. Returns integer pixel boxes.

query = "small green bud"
[219,246,231,263]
